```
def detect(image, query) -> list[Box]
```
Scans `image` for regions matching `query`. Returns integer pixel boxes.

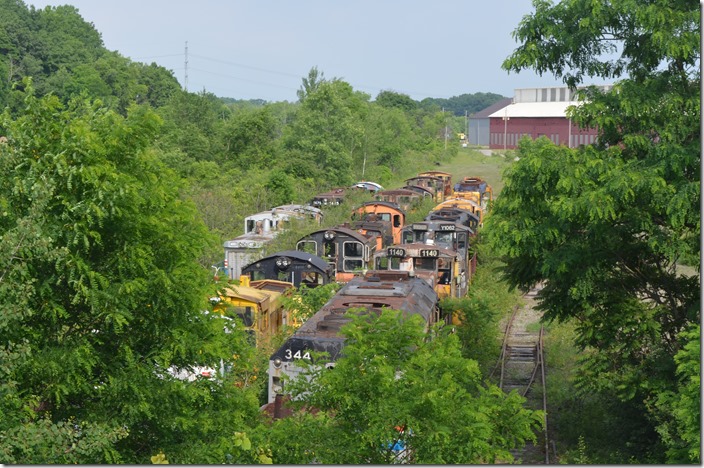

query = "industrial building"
[470,85,612,150]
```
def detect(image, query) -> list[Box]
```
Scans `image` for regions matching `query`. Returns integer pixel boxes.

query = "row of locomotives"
[453,176,493,211]
[295,226,377,283]
[309,180,384,209]
[404,174,446,203]
[374,187,428,212]
[402,183,436,200]
[373,243,468,301]
[417,170,453,200]
[266,270,441,407]
[211,276,294,346]
[241,250,335,288]
[222,204,324,280]
[400,220,473,262]
[404,218,478,285]
[350,200,405,248]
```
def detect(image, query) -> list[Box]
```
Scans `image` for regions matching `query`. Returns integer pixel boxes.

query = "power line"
[188,53,441,96]
[189,67,298,91]
[131,46,456,100]
[189,53,303,78]
[130,53,183,60]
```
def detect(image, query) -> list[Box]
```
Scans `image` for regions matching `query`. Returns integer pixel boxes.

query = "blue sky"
[26,0,595,102]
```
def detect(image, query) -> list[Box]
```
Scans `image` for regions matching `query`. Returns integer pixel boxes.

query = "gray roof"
[470,97,513,119]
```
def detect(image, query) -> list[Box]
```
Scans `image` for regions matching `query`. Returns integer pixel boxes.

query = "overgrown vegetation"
[488,0,700,463]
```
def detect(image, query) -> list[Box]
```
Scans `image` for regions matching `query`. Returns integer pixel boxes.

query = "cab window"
[343,241,364,272]
[413,257,436,271]
[228,306,254,327]
[297,240,317,255]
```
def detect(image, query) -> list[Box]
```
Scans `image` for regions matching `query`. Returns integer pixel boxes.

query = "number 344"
[284,349,311,360]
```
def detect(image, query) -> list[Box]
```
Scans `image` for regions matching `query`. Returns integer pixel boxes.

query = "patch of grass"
[543,319,579,399]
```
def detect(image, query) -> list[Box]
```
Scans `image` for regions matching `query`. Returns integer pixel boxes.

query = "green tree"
[374,90,418,112]
[358,104,413,176]
[0,0,181,114]
[157,89,226,163]
[267,310,543,464]
[0,86,261,463]
[264,170,294,207]
[282,78,369,186]
[487,0,700,462]
[652,324,701,463]
[296,65,326,102]
[279,282,341,326]
[221,105,278,169]
[135,61,181,108]
[421,92,506,116]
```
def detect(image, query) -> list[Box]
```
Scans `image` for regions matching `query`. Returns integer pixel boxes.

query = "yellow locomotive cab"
[213,279,293,346]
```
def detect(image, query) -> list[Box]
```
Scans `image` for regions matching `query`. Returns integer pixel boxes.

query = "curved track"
[491,284,550,464]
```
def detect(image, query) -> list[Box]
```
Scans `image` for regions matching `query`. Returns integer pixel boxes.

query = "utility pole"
[465,110,469,144]
[503,105,509,151]
[184,41,189,91]
[443,107,448,150]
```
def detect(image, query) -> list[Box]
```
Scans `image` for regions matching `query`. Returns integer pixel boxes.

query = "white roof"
[488,101,582,118]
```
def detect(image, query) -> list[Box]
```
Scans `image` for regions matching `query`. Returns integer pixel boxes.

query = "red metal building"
[487,85,611,150]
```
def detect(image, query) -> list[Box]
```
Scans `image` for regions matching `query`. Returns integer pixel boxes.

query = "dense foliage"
[0,0,180,113]
[0,85,266,463]
[264,310,543,464]
[487,0,700,463]
[420,91,507,116]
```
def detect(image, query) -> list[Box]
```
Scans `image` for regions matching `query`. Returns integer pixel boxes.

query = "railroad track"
[490,284,550,464]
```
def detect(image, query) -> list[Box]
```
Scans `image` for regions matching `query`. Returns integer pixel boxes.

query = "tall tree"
[487,0,699,462]
[221,105,278,169]
[0,86,261,463]
[283,79,369,187]
[296,65,325,102]
[156,88,226,163]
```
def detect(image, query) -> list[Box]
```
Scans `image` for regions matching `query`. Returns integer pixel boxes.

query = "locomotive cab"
[373,243,468,300]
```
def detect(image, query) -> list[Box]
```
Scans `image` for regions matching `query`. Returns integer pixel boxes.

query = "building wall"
[488,116,599,150]
[468,118,490,146]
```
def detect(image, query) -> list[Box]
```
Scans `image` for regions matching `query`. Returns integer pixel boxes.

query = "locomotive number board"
[387,248,406,257]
